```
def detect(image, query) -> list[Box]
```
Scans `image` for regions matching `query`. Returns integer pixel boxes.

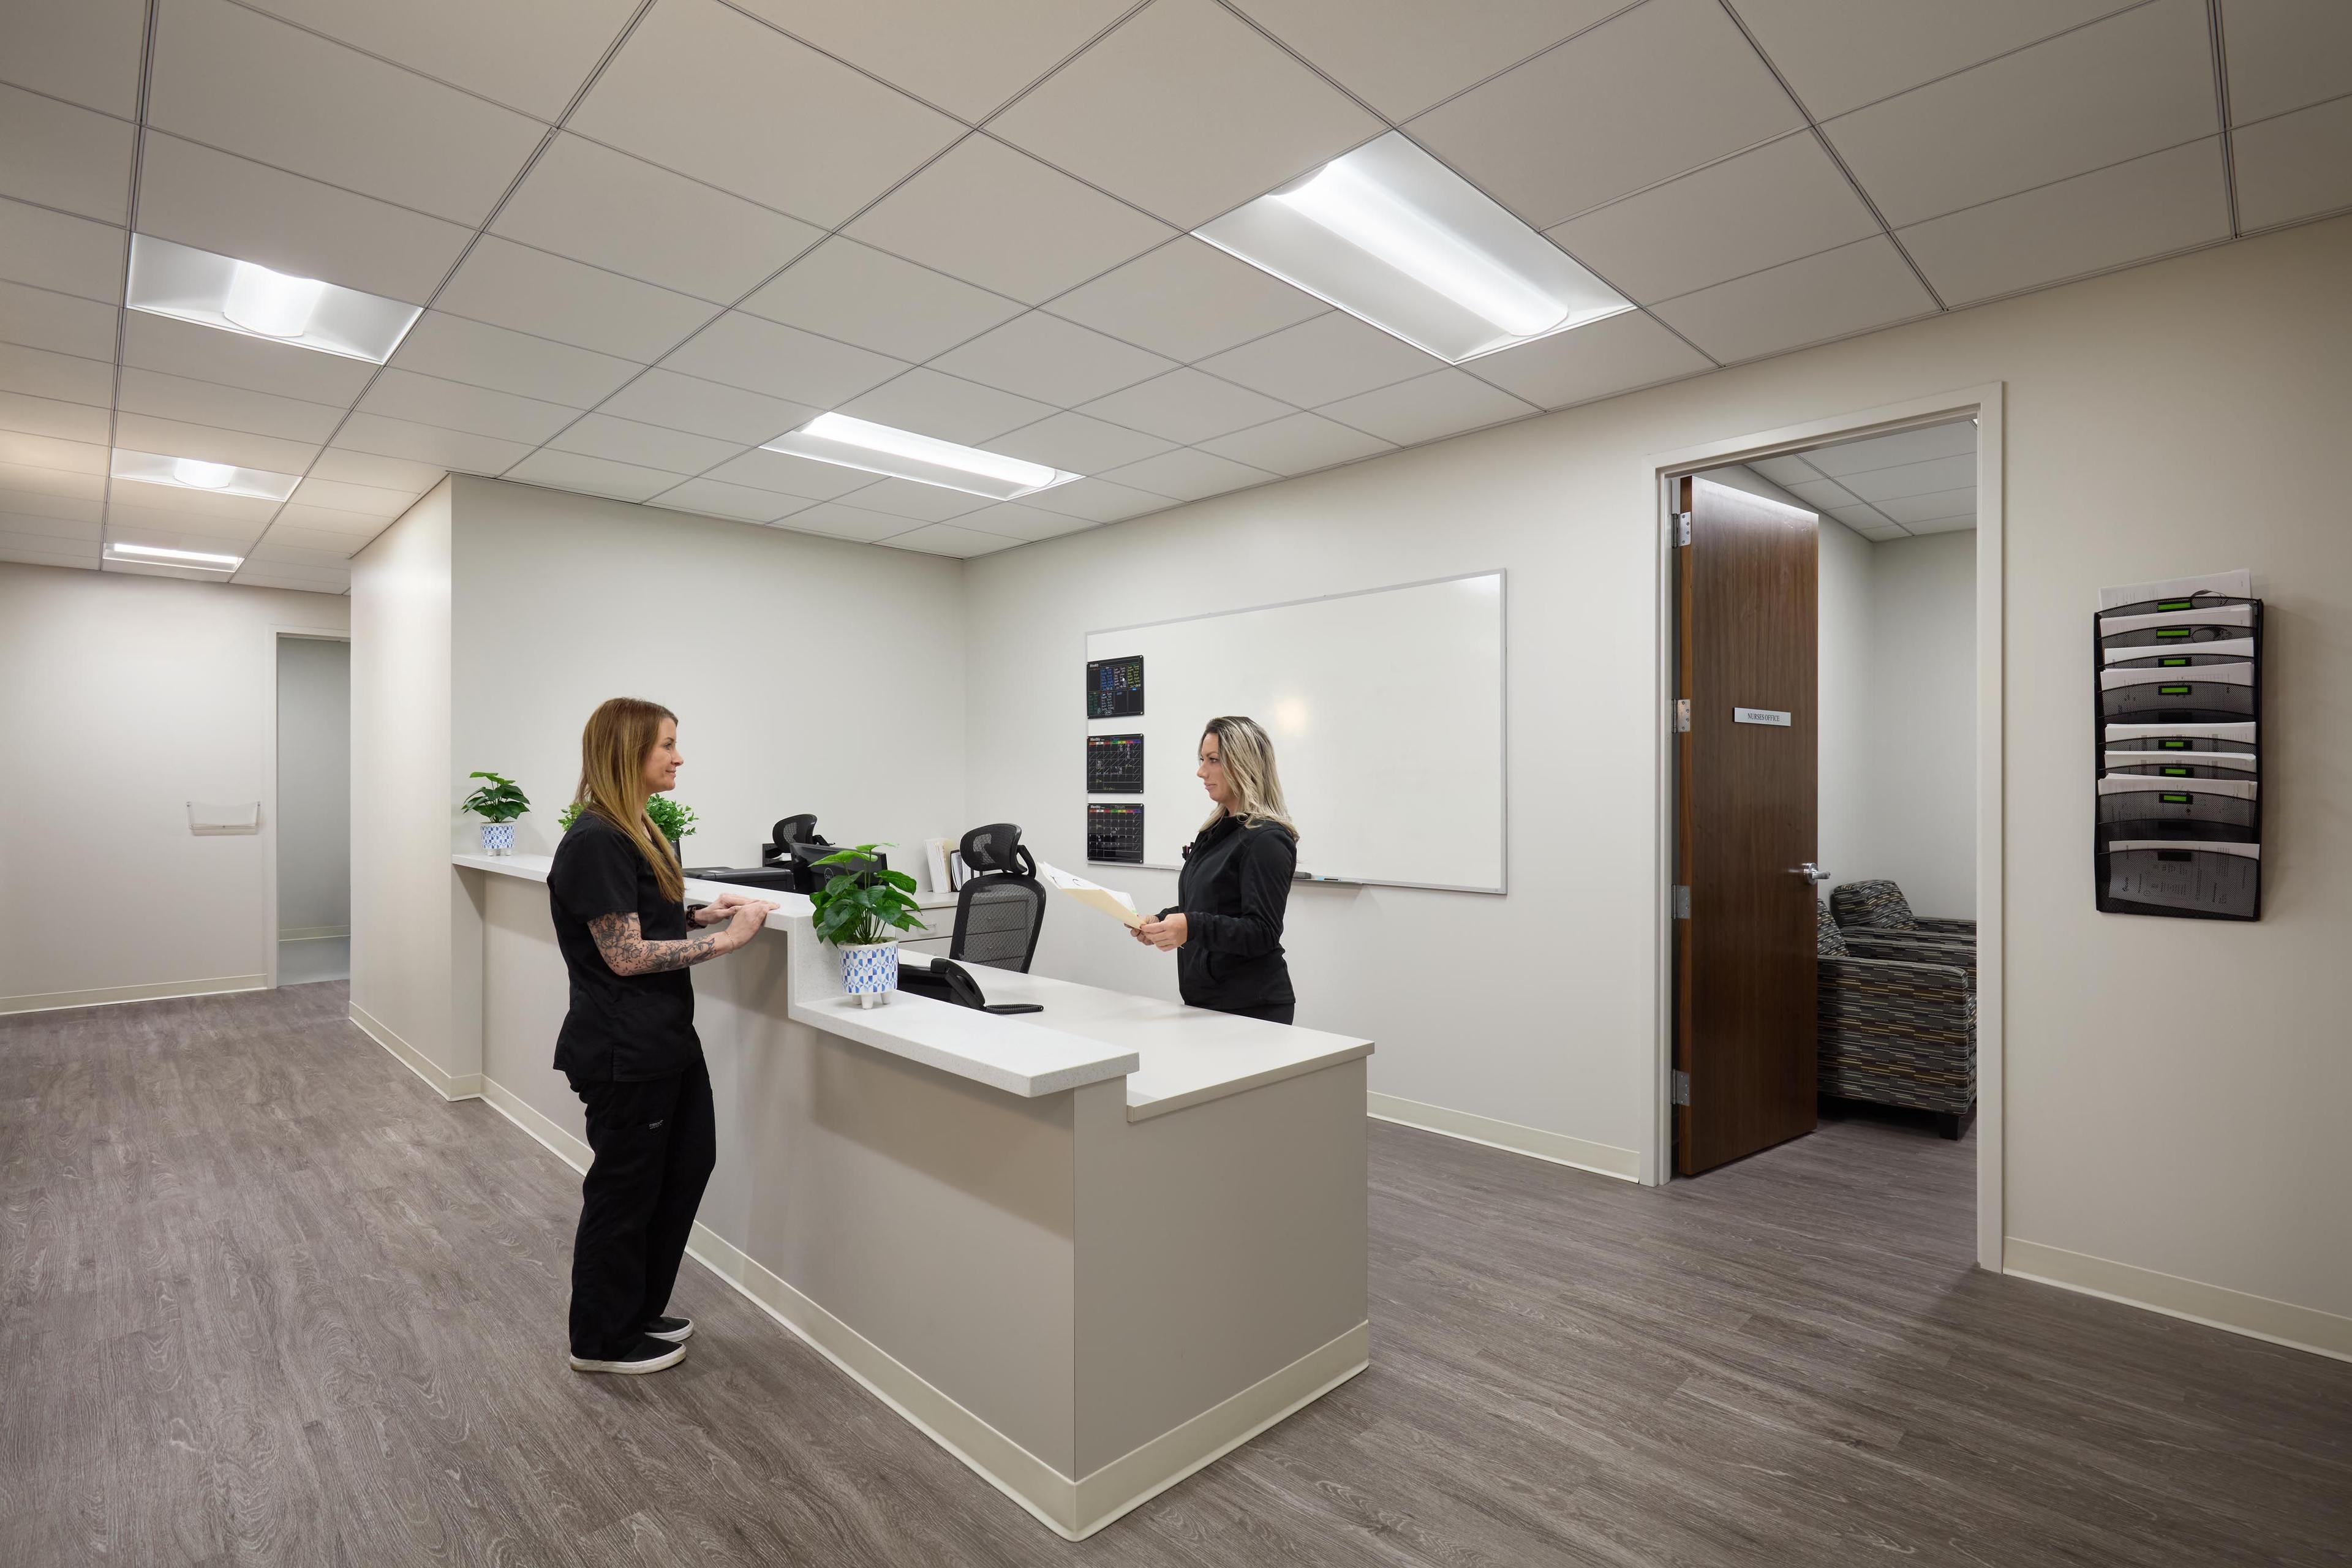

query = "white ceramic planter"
[480,821,516,856]
[840,940,900,1008]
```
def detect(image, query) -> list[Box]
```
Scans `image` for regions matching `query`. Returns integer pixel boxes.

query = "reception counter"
[451,853,1372,1540]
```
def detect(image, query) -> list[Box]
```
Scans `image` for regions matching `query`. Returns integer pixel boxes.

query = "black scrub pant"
[566,1056,717,1359]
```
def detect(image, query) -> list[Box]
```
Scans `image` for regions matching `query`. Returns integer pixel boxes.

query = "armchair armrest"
[1841,932,1975,980]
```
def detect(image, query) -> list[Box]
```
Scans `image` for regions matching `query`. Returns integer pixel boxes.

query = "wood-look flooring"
[2,982,2345,1566]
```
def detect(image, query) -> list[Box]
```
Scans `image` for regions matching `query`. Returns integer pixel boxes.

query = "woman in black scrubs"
[1133,715,1298,1024]
[546,696,775,1375]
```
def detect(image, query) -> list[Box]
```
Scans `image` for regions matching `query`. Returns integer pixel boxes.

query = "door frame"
[264,625,353,992]
[1644,383,2007,1273]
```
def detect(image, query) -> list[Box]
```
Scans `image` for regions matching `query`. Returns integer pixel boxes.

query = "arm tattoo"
[587,912,730,975]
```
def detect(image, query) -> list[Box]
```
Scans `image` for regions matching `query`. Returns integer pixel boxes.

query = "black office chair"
[949,823,1046,973]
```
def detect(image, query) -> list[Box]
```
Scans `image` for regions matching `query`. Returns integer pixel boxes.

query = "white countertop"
[454,853,1370,1116]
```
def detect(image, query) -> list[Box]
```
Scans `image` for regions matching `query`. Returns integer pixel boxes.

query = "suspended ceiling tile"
[386,312,641,409]
[1903,512,1978,535]
[2231,94,2352,232]
[1820,0,2217,228]
[1196,312,1447,410]
[1874,487,1977,526]
[833,367,1058,446]
[0,343,115,409]
[503,447,681,502]
[980,412,1176,476]
[700,447,881,501]
[1016,476,1172,522]
[988,0,1381,229]
[435,236,708,363]
[739,0,1136,121]
[356,368,579,445]
[1406,0,1804,230]
[111,483,285,526]
[491,134,825,304]
[1199,410,1395,476]
[287,475,421,516]
[928,312,1176,409]
[769,500,910,544]
[1834,452,1977,502]
[0,429,107,476]
[830,477,990,523]
[1650,236,1936,364]
[1098,447,1278,502]
[567,0,961,227]
[135,133,473,305]
[846,135,1177,305]
[121,309,377,405]
[660,312,909,409]
[1465,310,1712,409]
[239,0,641,121]
[115,367,346,445]
[276,500,403,533]
[1899,138,2229,305]
[1803,420,1975,475]
[102,502,272,546]
[0,488,104,526]
[0,195,126,305]
[0,459,108,500]
[1042,238,1327,363]
[595,369,814,447]
[0,530,100,568]
[953,500,1099,542]
[331,413,536,475]
[146,0,546,225]
[2220,0,2352,124]
[646,477,804,524]
[0,82,137,224]
[1547,133,1881,306]
[236,564,353,593]
[1749,453,1820,488]
[0,281,118,361]
[0,0,146,118]
[2,506,100,541]
[741,238,1026,364]
[1076,368,1294,446]
[1826,503,1893,532]
[112,412,321,473]
[880,522,1025,557]
[1727,0,2132,121]
[1781,475,1863,510]
[1229,0,1627,121]
[547,412,744,477]
[1313,369,1538,446]
[246,537,361,568]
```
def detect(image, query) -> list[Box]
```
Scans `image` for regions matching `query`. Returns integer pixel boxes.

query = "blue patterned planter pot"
[480,821,516,856]
[841,941,899,1008]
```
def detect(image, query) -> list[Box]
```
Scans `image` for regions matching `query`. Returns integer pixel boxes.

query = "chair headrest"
[959,822,1026,874]
[773,813,821,848]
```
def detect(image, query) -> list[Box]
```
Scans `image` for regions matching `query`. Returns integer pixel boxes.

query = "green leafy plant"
[646,796,696,845]
[461,771,530,824]
[557,800,583,832]
[809,845,927,948]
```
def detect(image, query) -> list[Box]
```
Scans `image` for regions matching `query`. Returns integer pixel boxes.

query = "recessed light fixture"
[1196,132,1633,364]
[105,542,244,571]
[763,413,1079,500]
[127,235,421,363]
[111,448,301,503]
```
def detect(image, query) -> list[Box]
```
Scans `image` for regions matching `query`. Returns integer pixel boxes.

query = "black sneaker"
[568,1335,686,1374]
[642,1315,693,1344]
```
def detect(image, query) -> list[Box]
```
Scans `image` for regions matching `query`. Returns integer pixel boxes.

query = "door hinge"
[1673,698,1691,733]
[1673,1070,1690,1107]
[1672,884,1691,919]
[1673,511,1691,546]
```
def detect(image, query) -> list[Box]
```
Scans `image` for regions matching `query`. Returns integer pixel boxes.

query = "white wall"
[276,634,350,937]
[1815,509,1875,900]
[0,562,347,1012]
[1864,532,1977,917]
[967,215,2352,1340]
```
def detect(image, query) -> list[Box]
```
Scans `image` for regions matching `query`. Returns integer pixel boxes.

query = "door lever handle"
[1793,863,1831,884]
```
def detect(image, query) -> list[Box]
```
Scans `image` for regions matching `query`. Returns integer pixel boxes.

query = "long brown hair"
[573,697,683,901]
[1200,715,1297,839]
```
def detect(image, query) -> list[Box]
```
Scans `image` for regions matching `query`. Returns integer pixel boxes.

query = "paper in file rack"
[2097,603,2255,639]
[2098,661,2255,722]
[2101,636,2255,665]
[2103,749,2257,777]
[1035,860,1144,929]
[2102,721,2256,747]
[2097,568,2252,611]
[2095,774,2258,835]
[2099,840,2261,918]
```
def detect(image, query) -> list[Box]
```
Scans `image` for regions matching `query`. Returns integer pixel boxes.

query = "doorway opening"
[275,633,350,986]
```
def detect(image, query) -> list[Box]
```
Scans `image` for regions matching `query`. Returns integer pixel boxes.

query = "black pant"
[1218,1000,1294,1025]
[567,1056,717,1359]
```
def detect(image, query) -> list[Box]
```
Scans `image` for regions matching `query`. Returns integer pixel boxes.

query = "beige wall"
[0,562,347,1011]
[967,215,2352,1332]
[276,633,351,935]
[1815,508,1876,902]
[1865,532,1977,918]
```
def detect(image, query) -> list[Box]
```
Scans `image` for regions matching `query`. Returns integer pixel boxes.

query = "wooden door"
[1674,475,1820,1175]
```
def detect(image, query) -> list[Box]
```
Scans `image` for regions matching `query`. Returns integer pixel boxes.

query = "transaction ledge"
[451,853,1372,1540]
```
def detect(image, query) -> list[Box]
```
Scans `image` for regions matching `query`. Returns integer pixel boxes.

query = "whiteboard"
[1085,571,1506,892]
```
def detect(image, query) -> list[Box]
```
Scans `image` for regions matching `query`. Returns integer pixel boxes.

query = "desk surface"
[456,853,1370,1117]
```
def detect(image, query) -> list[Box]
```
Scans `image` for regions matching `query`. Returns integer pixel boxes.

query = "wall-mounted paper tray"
[2098,663,2256,723]
[188,800,260,835]
[2095,839,2261,919]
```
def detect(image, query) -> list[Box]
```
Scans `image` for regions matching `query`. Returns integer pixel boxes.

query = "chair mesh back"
[951,877,1045,971]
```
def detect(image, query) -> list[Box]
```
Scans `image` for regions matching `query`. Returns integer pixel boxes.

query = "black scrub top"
[1163,813,1296,1014]
[547,811,699,1081]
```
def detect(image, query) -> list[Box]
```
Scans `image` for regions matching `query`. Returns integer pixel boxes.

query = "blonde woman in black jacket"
[1133,715,1298,1023]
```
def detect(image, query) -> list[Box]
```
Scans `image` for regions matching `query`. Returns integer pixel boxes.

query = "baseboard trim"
[347,1001,481,1102]
[475,1073,1365,1539]
[279,925,351,941]
[2004,1237,2351,1364]
[1,973,266,1016]
[1367,1091,1641,1182]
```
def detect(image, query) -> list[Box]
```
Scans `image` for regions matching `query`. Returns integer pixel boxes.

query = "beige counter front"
[453,854,1371,1540]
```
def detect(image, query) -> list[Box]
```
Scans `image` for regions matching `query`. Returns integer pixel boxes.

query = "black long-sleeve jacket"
[1161,814,1295,1012]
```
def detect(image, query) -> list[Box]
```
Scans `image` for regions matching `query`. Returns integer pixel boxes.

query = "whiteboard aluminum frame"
[1084,568,1509,895]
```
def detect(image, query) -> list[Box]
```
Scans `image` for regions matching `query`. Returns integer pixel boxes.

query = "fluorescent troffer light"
[127,235,421,363]
[763,413,1080,500]
[1196,132,1633,363]
[111,448,301,503]
[105,543,244,571]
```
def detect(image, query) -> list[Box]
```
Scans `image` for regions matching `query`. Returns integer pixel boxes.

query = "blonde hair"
[1199,715,1297,839]
[573,697,684,902]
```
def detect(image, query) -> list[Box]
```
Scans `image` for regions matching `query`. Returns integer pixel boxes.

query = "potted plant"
[808,844,927,1008]
[462,771,529,856]
[646,795,698,857]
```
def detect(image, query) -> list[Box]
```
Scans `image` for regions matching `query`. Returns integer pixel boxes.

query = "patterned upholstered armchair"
[1817,903,1975,1139]
[1830,880,1977,948]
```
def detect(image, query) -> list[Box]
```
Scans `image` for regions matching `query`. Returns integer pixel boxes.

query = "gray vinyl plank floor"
[2,984,2344,1567]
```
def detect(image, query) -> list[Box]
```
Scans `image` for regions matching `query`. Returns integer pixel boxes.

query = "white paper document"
[1036,860,1144,928]
[2097,568,2252,611]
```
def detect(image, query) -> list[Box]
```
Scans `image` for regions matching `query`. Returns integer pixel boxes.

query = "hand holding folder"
[1036,860,1144,929]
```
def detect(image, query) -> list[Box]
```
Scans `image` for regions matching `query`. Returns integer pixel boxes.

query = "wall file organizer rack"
[2093,576,2262,919]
